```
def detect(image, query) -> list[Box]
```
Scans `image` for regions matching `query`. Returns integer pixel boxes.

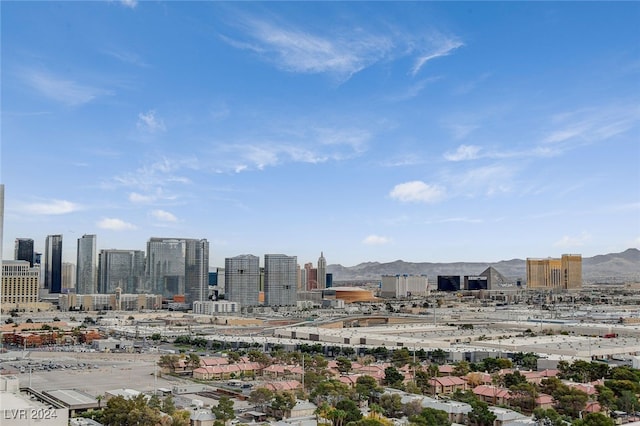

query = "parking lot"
[1,351,189,397]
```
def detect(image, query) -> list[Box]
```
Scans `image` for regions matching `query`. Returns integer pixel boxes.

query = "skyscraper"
[225,255,260,307]
[14,238,35,267]
[526,254,582,290]
[62,262,76,292]
[98,249,145,294]
[264,254,297,306]
[184,239,209,305]
[317,252,327,290]
[146,237,209,305]
[76,234,97,294]
[45,234,63,293]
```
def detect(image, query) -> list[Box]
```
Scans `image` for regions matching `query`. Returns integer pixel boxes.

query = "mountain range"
[327,248,640,283]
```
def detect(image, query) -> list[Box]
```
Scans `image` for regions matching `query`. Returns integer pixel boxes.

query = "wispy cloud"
[111,157,197,191]
[222,19,393,80]
[452,164,515,196]
[387,77,442,101]
[411,36,464,76]
[120,0,137,9]
[137,110,166,133]
[444,145,481,161]
[212,126,370,172]
[363,235,391,245]
[22,199,81,215]
[104,48,147,67]
[97,217,137,231]
[221,14,461,81]
[542,105,640,146]
[23,70,109,106]
[425,217,483,224]
[554,232,592,248]
[151,209,178,222]
[390,181,445,203]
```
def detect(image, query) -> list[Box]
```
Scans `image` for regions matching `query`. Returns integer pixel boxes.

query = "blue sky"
[2,1,639,267]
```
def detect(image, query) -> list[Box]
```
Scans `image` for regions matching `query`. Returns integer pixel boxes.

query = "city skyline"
[2,2,639,266]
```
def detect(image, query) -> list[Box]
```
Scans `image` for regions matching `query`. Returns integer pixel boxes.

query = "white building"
[380,274,429,298]
[192,300,239,315]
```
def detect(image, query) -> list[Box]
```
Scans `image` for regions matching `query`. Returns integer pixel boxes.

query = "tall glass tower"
[76,234,97,294]
[264,254,297,307]
[98,249,145,294]
[225,255,260,307]
[45,234,63,293]
[15,238,35,267]
[146,238,209,305]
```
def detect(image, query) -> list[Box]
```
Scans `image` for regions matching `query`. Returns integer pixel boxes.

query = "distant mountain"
[327,248,640,283]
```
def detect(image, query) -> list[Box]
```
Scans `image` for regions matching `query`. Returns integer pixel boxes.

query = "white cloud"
[223,18,393,80]
[137,110,166,133]
[97,218,137,231]
[22,199,80,215]
[554,232,592,248]
[390,181,445,203]
[363,235,391,245]
[120,0,137,8]
[23,70,108,106]
[222,15,462,81]
[444,145,481,161]
[411,36,464,76]
[129,192,155,203]
[151,209,178,222]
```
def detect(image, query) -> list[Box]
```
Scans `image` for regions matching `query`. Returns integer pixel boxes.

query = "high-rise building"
[381,274,429,298]
[14,238,35,267]
[146,237,209,305]
[44,234,63,293]
[76,234,97,295]
[264,254,297,306]
[98,249,145,294]
[526,254,582,290]
[62,262,76,292]
[437,275,461,292]
[225,255,260,307]
[2,260,40,308]
[184,239,209,305]
[304,262,317,290]
[317,252,327,290]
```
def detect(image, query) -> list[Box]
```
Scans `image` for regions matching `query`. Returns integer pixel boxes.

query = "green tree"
[150,333,162,342]
[595,385,615,413]
[572,412,615,426]
[383,367,405,389]
[391,348,412,368]
[503,371,528,388]
[401,400,423,418]
[452,361,470,377]
[615,390,640,414]
[555,387,588,419]
[270,391,296,420]
[163,395,177,415]
[336,357,353,374]
[409,407,451,426]
[509,382,538,413]
[159,354,180,373]
[211,396,235,425]
[187,353,201,370]
[355,375,380,402]
[533,408,568,426]
[379,394,403,418]
[467,399,496,426]
[311,379,352,406]
[335,399,362,423]
[101,394,162,426]
[249,388,274,412]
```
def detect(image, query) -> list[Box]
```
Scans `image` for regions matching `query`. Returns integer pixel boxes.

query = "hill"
[327,248,640,283]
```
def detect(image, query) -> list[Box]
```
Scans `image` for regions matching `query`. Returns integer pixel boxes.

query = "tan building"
[526,254,582,289]
[1,260,40,310]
